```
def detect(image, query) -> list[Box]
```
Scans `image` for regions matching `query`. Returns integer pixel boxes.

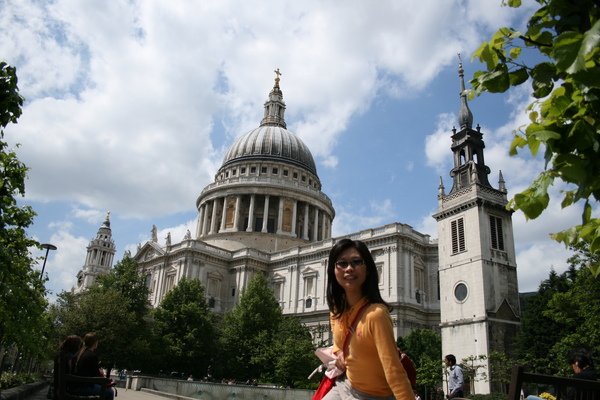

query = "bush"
[0,372,40,390]
[467,393,507,400]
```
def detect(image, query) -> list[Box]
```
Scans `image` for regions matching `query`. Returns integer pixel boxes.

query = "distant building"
[72,212,116,294]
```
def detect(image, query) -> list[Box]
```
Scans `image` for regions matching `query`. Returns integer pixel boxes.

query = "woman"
[324,239,412,400]
[71,332,114,400]
[59,335,82,373]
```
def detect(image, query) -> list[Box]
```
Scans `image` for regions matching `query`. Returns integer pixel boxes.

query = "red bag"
[312,375,335,400]
[398,350,417,386]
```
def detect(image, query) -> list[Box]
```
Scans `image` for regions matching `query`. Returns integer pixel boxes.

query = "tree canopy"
[0,62,47,375]
[471,0,600,275]
[151,277,217,378]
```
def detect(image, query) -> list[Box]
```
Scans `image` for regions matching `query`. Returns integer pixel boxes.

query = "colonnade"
[196,193,332,242]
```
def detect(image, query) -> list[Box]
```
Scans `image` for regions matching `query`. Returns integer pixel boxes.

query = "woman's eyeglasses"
[335,259,365,269]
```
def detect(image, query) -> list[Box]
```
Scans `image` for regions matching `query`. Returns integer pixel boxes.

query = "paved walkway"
[25,385,172,400]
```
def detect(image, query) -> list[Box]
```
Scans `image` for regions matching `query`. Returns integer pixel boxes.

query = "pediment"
[207,269,224,280]
[134,241,166,262]
[301,266,318,277]
[272,272,286,282]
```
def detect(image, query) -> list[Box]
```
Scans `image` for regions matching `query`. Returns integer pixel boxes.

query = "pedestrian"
[444,354,464,399]
[323,238,413,400]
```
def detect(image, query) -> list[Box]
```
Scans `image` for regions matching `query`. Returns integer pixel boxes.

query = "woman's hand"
[334,352,346,372]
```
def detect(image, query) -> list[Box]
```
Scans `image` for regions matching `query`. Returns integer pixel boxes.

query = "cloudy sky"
[1,0,578,300]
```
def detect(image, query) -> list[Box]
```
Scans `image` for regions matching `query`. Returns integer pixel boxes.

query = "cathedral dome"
[221,125,317,175]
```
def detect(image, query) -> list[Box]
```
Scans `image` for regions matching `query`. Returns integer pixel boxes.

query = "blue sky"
[1,0,579,300]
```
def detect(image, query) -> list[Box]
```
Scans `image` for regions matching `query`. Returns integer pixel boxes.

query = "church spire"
[458,54,473,130]
[447,59,492,193]
[260,68,287,128]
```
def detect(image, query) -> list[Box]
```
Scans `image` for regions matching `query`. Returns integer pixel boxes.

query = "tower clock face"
[454,282,468,302]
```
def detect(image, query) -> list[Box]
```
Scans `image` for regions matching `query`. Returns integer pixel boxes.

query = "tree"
[50,288,148,377]
[218,273,283,382]
[516,267,573,374]
[543,243,600,374]
[151,277,217,378]
[96,255,150,317]
[0,62,47,378]
[471,0,600,275]
[399,329,443,398]
[272,316,316,388]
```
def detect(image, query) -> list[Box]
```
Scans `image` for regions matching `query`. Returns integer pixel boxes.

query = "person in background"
[71,332,114,400]
[445,354,464,399]
[323,238,412,400]
[565,347,598,400]
[59,335,82,373]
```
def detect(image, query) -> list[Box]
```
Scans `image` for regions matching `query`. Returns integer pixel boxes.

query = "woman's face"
[334,247,367,296]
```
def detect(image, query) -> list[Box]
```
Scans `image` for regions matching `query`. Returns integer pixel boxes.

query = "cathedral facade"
[132,73,441,341]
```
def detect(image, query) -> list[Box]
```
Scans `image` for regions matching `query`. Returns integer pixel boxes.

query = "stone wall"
[127,376,313,400]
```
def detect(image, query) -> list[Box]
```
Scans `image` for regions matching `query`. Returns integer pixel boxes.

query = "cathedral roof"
[220,70,318,176]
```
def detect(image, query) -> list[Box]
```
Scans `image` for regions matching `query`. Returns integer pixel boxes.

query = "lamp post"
[40,243,57,279]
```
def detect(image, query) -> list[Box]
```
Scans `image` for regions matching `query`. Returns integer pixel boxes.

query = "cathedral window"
[261,166,267,174]
[301,175,306,182]
[490,215,505,251]
[451,218,466,254]
[145,274,152,289]
[232,169,237,176]
[207,278,220,298]
[293,172,298,179]
[164,274,176,294]
[251,166,256,174]
[376,263,383,285]
[272,168,278,175]
[241,167,246,174]
[283,169,288,176]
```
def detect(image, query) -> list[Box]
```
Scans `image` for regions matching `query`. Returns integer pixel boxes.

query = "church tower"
[433,62,520,394]
[72,212,116,294]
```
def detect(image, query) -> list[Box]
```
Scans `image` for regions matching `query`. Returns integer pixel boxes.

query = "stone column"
[246,194,256,232]
[262,195,270,233]
[233,195,242,232]
[202,203,210,236]
[276,197,284,234]
[291,200,298,237]
[303,203,309,240]
[321,212,327,241]
[196,204,205,238]
[220,197,227,231]
[313,208,319,241]
[210,198,218,234]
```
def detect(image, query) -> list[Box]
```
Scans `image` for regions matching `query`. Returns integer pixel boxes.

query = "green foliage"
[0,372,39,390]
[96,255,150,316]
[467,393,509,400]
[471,0,600,275]
[516,268,572,372]
[272,316,316,388]
[218,273,283,381]
[513,243,600,375]
[0,62,48,374]
[151,277,217,378]
[399,329,443,394]
[218,273,314,386]
[50,288,150,376]
[543,245,600,374]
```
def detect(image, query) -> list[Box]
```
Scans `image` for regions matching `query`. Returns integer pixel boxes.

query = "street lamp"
[40,243,57,279]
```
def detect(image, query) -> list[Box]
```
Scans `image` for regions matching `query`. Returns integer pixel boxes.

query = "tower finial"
[260,70,287,128]
[457,54,473,130]
[274,68,282,87]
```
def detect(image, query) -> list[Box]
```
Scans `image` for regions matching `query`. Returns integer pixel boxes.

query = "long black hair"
[326,238,390,318]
